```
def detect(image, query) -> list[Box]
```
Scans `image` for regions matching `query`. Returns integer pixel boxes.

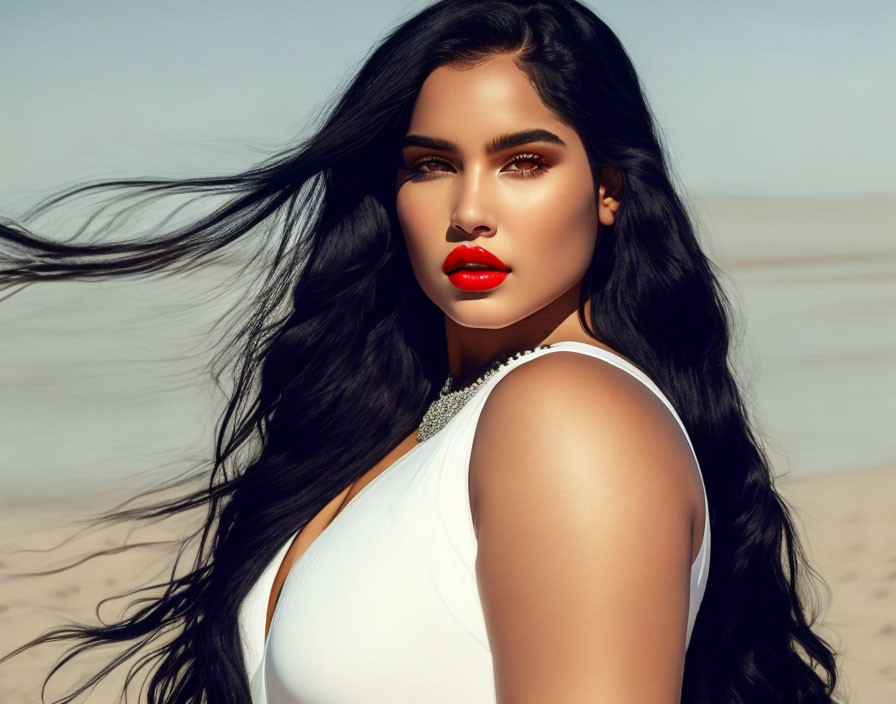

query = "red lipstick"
[442,245,511,291]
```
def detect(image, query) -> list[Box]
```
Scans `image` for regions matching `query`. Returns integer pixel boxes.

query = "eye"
[502,153,550,178]
[403,152,552,180]
[408,157,454,178]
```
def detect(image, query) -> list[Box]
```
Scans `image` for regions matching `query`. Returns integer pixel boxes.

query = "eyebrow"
[401,128,566,155]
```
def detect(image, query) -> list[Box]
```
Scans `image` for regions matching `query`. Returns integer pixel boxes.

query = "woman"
[1,0,841,702]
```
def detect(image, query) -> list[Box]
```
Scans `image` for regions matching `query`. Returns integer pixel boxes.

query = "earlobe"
[597,188,621,227]
[597,166,622,227]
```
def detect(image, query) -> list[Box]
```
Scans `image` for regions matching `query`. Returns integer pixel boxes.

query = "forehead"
[407,54,569,143]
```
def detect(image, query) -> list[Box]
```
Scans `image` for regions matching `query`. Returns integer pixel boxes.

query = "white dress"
[237,340,711,703]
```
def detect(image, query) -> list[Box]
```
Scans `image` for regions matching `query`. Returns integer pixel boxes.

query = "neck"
[443,281,599,384]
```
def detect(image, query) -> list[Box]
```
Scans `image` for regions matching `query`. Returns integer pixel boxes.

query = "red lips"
[442,245,510,275]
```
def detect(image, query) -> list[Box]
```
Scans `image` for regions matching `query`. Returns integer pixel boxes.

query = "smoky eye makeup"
[503,153,551,177]
[402,152,553,180]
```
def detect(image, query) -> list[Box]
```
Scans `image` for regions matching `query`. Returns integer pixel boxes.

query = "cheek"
[503,175,598,269]
[396,189,438,266]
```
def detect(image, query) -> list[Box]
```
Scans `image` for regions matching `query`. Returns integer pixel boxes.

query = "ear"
[597,166,622,227]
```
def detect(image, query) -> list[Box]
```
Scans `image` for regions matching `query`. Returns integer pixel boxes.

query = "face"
[395,53,611,331]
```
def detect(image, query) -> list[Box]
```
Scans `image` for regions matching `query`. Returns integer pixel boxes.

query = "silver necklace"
[416,344,552,442]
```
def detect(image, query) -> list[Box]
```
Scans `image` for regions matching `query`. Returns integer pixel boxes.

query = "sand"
[775,465,896,703]
[1,465,894,703]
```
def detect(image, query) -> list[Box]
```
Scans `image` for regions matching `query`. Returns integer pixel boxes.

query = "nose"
[451,166,496,239]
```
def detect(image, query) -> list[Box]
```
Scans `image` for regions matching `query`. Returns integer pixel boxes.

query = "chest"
[263,431,422,641]
[254,430,494,703]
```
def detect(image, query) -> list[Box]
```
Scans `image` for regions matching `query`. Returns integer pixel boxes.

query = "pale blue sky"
[1,0,893,204]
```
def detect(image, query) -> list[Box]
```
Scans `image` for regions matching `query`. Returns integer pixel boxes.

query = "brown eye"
[503,153,550,177]
[412,157,453,174]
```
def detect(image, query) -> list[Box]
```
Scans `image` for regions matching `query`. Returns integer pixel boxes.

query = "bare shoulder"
[469,350,702,534]
[469,350,703,702]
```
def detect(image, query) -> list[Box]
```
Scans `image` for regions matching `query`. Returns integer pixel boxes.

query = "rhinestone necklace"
[416,343,552,442]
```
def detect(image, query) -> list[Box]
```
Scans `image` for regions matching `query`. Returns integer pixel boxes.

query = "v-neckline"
[260,340,638,653]
[262,435,432,651]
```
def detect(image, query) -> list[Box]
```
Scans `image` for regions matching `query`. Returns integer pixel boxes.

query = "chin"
[441,300,549,331]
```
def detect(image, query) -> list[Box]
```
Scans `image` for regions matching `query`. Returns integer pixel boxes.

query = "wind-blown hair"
[0,0,841,702]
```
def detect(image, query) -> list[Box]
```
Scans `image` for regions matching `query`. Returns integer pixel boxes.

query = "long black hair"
[0,1,841,701]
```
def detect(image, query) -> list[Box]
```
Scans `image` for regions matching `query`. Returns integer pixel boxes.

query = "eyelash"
[408,153,550,180]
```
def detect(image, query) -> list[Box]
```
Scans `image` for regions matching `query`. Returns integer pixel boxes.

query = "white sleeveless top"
[237,340,711,703]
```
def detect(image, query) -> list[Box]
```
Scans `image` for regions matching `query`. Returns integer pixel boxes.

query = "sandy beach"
[774,464,896,703]
[0,464,892,703]
[0,487,206,703]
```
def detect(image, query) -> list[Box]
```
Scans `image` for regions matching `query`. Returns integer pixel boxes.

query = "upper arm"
[469,352,701,704]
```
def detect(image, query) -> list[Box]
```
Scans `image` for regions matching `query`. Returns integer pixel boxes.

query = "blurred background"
[0,1,893,702]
